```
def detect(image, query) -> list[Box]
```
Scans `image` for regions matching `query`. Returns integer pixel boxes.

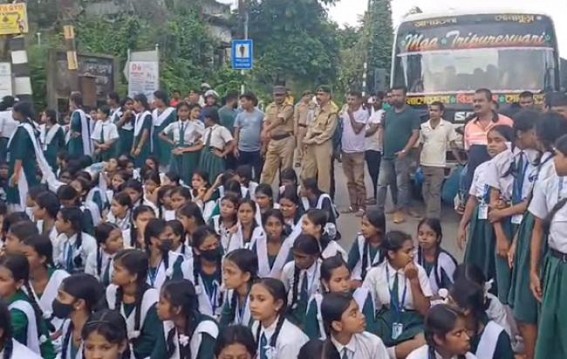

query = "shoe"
[393,211,406,224]
[365,198,377,205]
[406,208,422,219]
[341,206,358,214]
[355,209,366,217]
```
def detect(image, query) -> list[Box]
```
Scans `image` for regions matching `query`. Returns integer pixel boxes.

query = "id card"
[478,203,488,220]
[511,214,523,225]
[392,322,403,340]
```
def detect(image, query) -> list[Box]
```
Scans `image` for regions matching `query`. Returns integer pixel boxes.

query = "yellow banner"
[0,3,28,35]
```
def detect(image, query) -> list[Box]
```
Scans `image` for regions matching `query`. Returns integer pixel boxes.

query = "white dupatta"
[152,107,175,127]
[135,110,153,151]
[73,109,93,155]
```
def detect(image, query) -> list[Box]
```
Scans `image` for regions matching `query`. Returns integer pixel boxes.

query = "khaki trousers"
[294,126,307,164]
[301,140,333,193]
[342,151,366,209]
[260,136,295,185]
[422,165,445,218]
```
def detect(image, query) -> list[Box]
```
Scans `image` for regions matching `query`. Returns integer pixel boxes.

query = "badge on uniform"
[511,214,523,225]
[392,322,403,340]
[478,203,488,220]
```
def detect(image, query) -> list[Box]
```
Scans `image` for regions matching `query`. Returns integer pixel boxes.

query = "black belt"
[271,133,291,141]
[550,248,567,262]
[298,124,307,128]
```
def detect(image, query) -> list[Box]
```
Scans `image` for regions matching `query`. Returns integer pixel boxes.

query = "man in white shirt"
[418,101,462,218]
[0,95,17,162]
[340,91,369,216]
[365,93,386,205]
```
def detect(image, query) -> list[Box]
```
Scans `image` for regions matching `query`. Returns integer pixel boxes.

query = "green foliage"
[28,44,49,110]
[367,0,394,92]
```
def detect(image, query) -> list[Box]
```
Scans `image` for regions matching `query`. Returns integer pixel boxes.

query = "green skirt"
[153,124,173,166]
[170,150,200,185]
[0,137,8,161]
[375,307,424,347]
[534,254,567,359]
[118,128,133,156]
[495,219,513,305]
[133,137,151,169]
[43,144,58,173]
[508,213,538,324]
[199,148,225,182]
[67,137,84,157]
[465,206,497,289]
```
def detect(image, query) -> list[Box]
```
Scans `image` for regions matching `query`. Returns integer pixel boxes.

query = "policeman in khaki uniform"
[294,90,314,167]
[301,85,339,193]
[260,86,295,185]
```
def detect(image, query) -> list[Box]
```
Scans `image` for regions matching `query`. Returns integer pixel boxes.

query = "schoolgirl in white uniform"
[278,185,303,231]
[301,178,339,239]
[32,191,60,259]
[250,278,309,359]
[157,280,219,359]
[81,309,131,359]
[209,194,239,254]
[302,209,347,259]
[55,207,97,274]
[166,219,192,260]
[85,223,124,286]
[255,209,295,278]
[0,300,43,359]
[234,199,266,251]
[106,192,132,232]
[123,205,155,249]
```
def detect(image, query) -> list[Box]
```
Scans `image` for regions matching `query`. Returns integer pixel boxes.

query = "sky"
[327,0,567,54]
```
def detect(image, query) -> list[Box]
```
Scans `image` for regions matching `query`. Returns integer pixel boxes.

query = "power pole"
[238,0,248,94]
[59,0,79,92]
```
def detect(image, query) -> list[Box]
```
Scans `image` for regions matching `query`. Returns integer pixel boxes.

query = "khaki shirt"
[305,101,339,145]
[265,102,294,137]
[294,102,311,127]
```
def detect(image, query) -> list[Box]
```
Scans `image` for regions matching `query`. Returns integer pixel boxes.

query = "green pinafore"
[170,121,200,185]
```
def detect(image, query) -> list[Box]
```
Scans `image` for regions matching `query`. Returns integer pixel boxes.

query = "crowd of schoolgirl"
[0,88,565,359]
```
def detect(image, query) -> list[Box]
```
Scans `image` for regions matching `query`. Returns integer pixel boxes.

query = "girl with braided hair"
[85,223,124,286]
[105,248,167,359]
[256,209,295,279]
[250,278,308,359]
[81,309,130,359]
[0,254,55,358]
[347,209,386,287]
[157,279,218,359]
[407,304,476,359]
[55,206,97,274]
[219,249,258,327]
[320,292,389,358]
[52,273,105,359]
[143,218,188,291]
[0,298,43,358]
[123,205,155,249]
[166,219,192,260]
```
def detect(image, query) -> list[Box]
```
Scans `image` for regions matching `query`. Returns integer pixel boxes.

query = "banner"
[0,63,12,99]
[0,3,28,35]
[127,61,159,102]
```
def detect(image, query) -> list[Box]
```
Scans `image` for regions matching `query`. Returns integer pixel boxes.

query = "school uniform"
[347,234,383,281]
[253,233,295,279]
[198,124,233,182]
[281,259,321,327]
[407,345,477,359]
[530,172,567,359]
[183,261,224,317]
[152,107,176,166]
[251,317,309,359]
[363,261,432,347]
[106,210,131,231]
[464,161,497,287]
[106,284,167,359]
[8,290,56,359]
[79,203,99,235]
[301,193,340,240]
[486,292,513,339]
[209,215,237,254]
[56,232,97,274]
[219,290,252,327]
[232,223,266,252]
[146,251,189,291]
[245,181,259,200]
[67,109,92,157]
[415,249,457,296]
[5,339,45,359]
[91,119,119,161]
[133,110,153,168]
[25,268,69,333]
[509,151,554,324]
[319,236,347,260]
[330,331,389,359]
[59,320,83,359]
[85,249,115,286]
[132,198,160,217]
[163,119,204,185]
[162,315,217,359]
[304,287,377,340]
[173,242,193,260]
[470,318,514,359]
[113,108,134,156]
[40,123,65,172]
[86,186,107,215]
[162,206,177,221]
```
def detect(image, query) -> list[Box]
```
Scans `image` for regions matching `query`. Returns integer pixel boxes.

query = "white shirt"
[469,162,490,199]
[419,119,458,167]
[91,119,119,142]
[56,232,97,271]
[203,124,233,150]
[0,109,17,139]
[163,120,204,146]
[282,260,321,305]
[252,318,308,359]
[407,345,478,359]
[363,261,432,310]
[341,106,369,153]
[365,109,383,152]
[331,332,389,359]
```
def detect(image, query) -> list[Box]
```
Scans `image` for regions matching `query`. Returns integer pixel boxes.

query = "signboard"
[0,3,28,35]
[406,92,545,106]
[232,39,253,70]
[127,61,159,102]
[0,63,12,99]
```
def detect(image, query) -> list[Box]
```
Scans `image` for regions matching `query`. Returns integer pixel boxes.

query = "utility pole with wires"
[238,0,249,94]
[59,0,79,93]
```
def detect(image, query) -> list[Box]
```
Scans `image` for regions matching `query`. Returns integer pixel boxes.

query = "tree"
[367,0,394,93]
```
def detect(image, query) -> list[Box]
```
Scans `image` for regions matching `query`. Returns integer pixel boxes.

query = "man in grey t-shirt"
[234,92,265,180]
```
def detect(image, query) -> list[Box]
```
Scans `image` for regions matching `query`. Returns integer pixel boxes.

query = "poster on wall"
[0,63,13,99]
[127,61,159,102]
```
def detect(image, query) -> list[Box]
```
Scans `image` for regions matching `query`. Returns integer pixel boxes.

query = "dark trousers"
[365,150,382,199]
[237,150,263,182]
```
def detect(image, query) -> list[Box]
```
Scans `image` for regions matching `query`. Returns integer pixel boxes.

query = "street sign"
[0,3,28,35]
[232,39,253,70]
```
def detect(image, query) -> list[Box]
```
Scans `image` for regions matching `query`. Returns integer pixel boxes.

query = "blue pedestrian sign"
[232,39,254,70]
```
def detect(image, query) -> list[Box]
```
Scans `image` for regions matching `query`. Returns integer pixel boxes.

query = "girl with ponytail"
[157,279,218,359]
[320,292,389,358]
[250,278,308,359]
[0,254,55,358]
[166,219,192,260]
[53,273,105,359]
[406,304,476,359]
[144,218,188,291]
[219,249,258,327]
[106,249,167,359]
[55,206,97,273]
[347,209,386,286]
[304,255,377,340]
[81,309,130,359]
[0,298,43,358]
[124,204,155,249]
[301,209,346,259]
[85,223,124,286]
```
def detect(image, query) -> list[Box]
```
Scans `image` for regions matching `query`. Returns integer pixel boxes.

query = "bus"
[390,10,561,123]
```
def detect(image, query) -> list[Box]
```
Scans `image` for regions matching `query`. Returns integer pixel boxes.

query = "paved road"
[331,161,464,261]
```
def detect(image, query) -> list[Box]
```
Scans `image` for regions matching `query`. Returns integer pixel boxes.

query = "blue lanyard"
[147,260,162,287]
[482,184,491,204]
[558,178,564,203]
[386,265,407,317]
[235,295,249,325]
[208,281,219,314]
[512,154,529,204]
